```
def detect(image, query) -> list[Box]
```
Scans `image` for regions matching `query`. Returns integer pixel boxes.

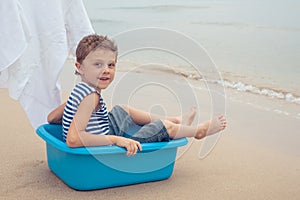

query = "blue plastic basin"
[36,124,187,190]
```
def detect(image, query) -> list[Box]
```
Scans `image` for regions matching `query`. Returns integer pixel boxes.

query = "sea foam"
[215,80,300,104]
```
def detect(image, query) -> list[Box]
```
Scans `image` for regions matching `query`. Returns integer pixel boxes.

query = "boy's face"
[77,48,117,92]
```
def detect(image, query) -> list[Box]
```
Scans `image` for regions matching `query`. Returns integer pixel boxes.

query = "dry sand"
[1,71,300,200]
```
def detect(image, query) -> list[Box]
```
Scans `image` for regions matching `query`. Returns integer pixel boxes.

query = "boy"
[48,34,226,156]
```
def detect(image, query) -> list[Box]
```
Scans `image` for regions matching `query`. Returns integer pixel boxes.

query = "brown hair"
[76,34,118,64]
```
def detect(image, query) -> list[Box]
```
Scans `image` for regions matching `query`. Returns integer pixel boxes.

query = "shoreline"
[114,68,300,120]
[62,58,300,104]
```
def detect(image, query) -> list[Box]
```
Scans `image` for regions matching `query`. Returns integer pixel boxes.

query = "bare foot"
[182,106,196,125]
[195,115,226,139]
[167,106,196,125]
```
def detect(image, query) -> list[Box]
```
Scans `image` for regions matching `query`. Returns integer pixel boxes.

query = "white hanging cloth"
[0,0,94,128]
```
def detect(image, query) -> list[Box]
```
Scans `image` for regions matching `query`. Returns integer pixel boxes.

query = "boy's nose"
[102,65,110,73]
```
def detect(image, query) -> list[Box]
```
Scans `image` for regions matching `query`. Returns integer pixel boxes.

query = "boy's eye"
[94,62,115,68]
[95,63,103,67]
[108,63,116,68]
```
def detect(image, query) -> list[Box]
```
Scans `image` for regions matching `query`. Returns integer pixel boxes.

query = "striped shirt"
[62,82,110,142]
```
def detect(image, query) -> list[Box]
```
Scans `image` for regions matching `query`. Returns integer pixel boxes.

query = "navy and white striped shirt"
[62,82,110,142]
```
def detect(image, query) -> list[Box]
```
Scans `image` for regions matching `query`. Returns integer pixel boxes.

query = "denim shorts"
[107,105,170,143]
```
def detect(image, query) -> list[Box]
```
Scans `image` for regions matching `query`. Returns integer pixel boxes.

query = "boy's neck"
[81,81,102,94]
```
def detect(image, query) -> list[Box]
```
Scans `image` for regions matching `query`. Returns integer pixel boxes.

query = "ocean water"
[82,0,300,116]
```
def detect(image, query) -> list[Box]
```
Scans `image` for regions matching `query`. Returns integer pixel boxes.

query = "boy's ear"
[75,62,83,74]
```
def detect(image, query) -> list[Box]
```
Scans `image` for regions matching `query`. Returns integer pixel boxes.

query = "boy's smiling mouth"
[99,77,110,81]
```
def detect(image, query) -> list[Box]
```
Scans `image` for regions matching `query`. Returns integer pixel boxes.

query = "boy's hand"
[108,136,142,156]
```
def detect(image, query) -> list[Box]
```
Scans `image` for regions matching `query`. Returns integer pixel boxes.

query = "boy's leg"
[129,120,170,143]
[107,105,137,137]
[108,105,226,142]
[128,115,226,142]
[108,105,169,143]
[119,105,196,126]
[162,115,227,140]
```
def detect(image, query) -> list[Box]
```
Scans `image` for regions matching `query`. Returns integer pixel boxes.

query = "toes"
[217,115,227,125]
[221,121,227,129]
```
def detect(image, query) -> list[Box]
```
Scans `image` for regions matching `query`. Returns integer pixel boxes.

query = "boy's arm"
[47,102,66,124]
[66,93,142,156]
